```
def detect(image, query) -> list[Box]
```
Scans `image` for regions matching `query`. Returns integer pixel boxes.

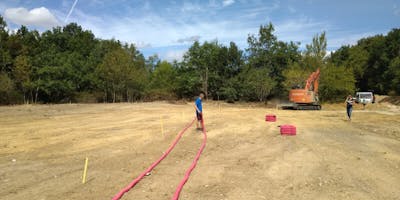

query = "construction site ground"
[1,100,399,200]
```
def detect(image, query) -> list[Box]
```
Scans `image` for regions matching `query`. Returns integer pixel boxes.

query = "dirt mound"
[379,96,400,105]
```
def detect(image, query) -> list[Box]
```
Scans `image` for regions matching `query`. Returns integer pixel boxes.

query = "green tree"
[0,73,15,103]
[384,29,400,95]
[239,67,276,101]
[218,42,245,102]
[387,57,400,95]
[148,61,177,99]
[97,48,126,102]
[282,32,326,95]
[247,23,277,69]
[0,15,7,42]
[13,55,34,103]
[146,54,160,72]
[96,48,145,102]
[302,31,327,72]
[319,64,356,102]
[246,22,301,97]
[306,31,327,61]
[282,61,312,91]
[175,60,202,99]
[35,64,75,102]
[182,40,231,99]
[220,78,239,103]
[348,47,368,79]
[0,16,12,73]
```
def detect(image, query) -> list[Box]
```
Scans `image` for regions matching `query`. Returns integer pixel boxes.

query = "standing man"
[345,95,354,121]
[194,92,204,130]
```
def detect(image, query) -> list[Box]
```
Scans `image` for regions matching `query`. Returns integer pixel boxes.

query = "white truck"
[355,92,375,105]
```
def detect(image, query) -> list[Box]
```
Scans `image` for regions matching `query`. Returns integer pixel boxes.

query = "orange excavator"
[286,68,321,110]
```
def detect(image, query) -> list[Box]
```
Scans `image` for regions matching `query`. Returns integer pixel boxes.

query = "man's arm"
[194,104,201,113]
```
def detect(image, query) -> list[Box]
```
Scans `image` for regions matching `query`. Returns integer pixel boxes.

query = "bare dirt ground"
[1,101,400,200]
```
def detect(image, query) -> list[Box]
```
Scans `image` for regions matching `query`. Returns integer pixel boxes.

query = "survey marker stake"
[82,157,89,184]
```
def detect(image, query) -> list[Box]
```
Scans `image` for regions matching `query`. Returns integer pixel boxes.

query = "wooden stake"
[82,157,89,184]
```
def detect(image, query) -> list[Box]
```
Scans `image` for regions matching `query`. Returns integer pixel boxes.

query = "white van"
[355,92,375,105]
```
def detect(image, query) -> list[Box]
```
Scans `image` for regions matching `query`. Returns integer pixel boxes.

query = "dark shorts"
[196,112,203,121]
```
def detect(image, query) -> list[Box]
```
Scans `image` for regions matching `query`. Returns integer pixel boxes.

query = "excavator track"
[296,104,321,110]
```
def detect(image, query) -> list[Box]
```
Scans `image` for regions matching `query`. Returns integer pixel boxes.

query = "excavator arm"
[313,72,320,94]
[304,68,320,94]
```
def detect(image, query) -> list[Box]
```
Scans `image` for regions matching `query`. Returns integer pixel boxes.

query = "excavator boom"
[305,68,320,92]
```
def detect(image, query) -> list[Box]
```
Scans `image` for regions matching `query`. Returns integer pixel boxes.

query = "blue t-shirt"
[195,97,202,112]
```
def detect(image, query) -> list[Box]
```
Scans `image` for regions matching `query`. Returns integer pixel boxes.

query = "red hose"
[171,117,207,200]
[112,118,196,200]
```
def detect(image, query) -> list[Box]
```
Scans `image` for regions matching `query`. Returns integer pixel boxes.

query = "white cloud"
[240,1,280,19]
[55,5,341,59]
[328,31,382,48]
[223,0,235,7]
[56,1,278,56]
[4,7,60,28]
[164,49,187,62]
[273,17,384,50]
[275,17,329,45]
[272,16,391,51]
[134,41,152,48]
[181,2,203,12]
[54,1,378,60]
[275,16,383,50]
[67,8,253,49]
[324,50,337,58]
[177,35,201,43]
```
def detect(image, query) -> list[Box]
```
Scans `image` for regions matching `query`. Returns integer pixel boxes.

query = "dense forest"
[0,14,399,104]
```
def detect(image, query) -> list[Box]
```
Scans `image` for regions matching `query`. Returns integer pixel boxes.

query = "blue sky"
[1,0,399,61]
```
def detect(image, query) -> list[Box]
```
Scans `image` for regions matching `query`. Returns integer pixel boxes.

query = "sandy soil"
[1,101,399,200]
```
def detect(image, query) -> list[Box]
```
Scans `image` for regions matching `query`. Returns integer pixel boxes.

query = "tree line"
[0,14,399,104]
